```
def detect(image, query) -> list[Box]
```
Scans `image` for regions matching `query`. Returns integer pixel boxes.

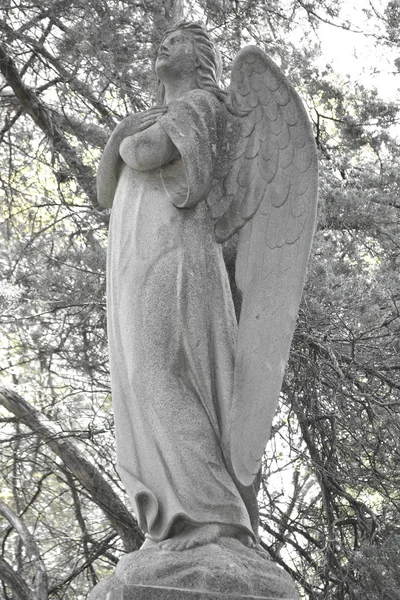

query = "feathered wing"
[210,47,318,486]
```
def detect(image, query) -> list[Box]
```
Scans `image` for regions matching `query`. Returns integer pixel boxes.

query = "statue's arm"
[119,122,180,171]
[97,127,125,208]
[97,107,169,208]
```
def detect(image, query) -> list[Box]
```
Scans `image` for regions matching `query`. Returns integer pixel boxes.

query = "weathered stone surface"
[108,587,297,600]
[97,20,318,551]
[93,18,317,600]
[89,539,299,600]
[89,576,124,599]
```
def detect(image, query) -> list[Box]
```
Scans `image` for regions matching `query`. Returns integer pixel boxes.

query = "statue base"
[99,587,297,600]
[89,538,299,600]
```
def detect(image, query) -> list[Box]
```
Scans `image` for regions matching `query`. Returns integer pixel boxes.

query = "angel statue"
[97,21,318,553]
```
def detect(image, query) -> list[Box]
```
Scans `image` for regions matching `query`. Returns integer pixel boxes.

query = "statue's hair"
[156,21,227,105]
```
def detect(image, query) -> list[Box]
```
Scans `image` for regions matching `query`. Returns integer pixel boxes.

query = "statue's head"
[155,21,223,104]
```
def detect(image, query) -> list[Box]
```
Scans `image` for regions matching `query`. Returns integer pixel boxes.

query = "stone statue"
[97,18,317,567]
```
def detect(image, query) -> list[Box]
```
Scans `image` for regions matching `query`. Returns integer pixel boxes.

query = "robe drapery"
[107,89,253,541]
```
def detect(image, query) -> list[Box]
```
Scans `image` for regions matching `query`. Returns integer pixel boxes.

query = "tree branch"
[48,532,118,595]
[0,43,98,206]
[66,472,98,587]
[0,502,48,600]
[0,91,107,147]
[2,20,115,126]
[0,556,32,600]
[259,536,316,597]
[0,386,143,552]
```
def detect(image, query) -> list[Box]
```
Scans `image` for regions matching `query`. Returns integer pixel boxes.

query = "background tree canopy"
[1,1,400,599]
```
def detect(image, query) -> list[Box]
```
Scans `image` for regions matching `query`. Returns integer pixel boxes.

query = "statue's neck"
[163,75,198,104]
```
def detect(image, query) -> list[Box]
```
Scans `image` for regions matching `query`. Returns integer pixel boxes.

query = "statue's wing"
[213,46,318,486]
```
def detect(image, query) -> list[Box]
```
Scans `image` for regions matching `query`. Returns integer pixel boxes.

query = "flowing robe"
[106,89,252,541]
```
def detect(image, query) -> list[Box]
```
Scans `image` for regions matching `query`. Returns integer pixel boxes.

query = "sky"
[317,1,398,101]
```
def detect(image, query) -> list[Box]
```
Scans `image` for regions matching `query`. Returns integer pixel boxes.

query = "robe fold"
[107,89,252,541]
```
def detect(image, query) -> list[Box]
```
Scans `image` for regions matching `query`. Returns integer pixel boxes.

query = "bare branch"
[0,386,143,552]
[0,89,108,148]
[0,556,32,600]
[0,502,48,600]
[0,43,98,206]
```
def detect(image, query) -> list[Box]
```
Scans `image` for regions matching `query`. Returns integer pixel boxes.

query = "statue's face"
[156,31,198,82]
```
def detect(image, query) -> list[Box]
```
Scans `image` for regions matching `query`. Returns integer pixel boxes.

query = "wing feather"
[210,46,318,485]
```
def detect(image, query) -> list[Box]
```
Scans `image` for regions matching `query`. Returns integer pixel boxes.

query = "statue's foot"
[160,523,254,551]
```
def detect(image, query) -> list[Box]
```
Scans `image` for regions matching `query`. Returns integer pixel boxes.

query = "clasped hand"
[115,106,168,140]
[135,106,168,132]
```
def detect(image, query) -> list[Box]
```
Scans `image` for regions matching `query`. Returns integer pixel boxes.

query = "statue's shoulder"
[175,88,222,112]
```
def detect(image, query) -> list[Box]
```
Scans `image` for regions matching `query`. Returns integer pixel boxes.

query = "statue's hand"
[135,106,168,133]
[116,106,168,139]
[119,106,178,172]
[97,106,168,208]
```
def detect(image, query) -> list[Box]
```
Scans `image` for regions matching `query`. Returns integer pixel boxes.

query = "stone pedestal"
[103,587,297,600]
[89,539,299,600]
